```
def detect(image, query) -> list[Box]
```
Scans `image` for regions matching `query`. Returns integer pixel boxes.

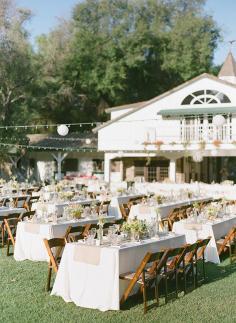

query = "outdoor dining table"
[108,194,144,219]
[0,206,25,219]
[173,214,236,264]
[51,233,186,311]
[33,198,99,217]
[14,215,116,262]
[129,197,212,221]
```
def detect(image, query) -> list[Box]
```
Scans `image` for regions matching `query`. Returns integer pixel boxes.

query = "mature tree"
[0,0,34,124]
[35,0,220,122]
[67,0,220,106]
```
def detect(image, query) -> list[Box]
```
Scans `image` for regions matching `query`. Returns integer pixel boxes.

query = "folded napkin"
[184,223,202,230]
[139,205,151,214]
[24,223,40,234]
[73,245,101,265]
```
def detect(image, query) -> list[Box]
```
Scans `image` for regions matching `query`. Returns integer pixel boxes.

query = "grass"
[1,250,236,323]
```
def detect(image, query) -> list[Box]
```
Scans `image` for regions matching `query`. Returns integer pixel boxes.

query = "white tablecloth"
[51,233,186,311]
[129,197,212,221]
[0,206,25,218]
[14,215,115,262]
[33,199,98,217]
[108,194,143,219]
[173,215,236,264]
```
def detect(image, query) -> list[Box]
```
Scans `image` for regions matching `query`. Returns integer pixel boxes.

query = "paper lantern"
[57,124,69,136]
[192,152,203,163]
[213,115,226,127]
[85,138,91,145]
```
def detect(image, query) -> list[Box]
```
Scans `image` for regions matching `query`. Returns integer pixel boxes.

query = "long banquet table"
[14,215,115,262]
[129,197,212,221]
[108,194,144,219]
[173,215,236,264]
[0,206,25,218]
[33,198,99,217]
[51,233,186,311]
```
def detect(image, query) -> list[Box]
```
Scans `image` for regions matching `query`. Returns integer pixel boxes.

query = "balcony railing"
[180,124,232,143]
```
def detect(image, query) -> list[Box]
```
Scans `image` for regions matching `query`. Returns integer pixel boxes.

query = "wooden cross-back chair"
[64,224,88,243]
[4,217,20,256]
[196,237,211,285]
[120,203,130,220]
[15,196,30,211]
[216,227,236,263]
[28,195,40,211]
[1,212,22,248]
[43,238,66,292]
[163,246,188,303]
[19,210,36,221]
[120,250,166,313]
[99,200,110,214]
[178,242,199,293]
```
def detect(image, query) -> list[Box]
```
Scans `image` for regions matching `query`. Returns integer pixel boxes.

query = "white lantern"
[192,152,203,163]
[85,138,91,145]
[211,149,218,156]
[212,114,226,126]
[57,124,69,136]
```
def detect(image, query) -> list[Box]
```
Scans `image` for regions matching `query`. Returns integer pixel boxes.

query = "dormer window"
[181,89,231,105]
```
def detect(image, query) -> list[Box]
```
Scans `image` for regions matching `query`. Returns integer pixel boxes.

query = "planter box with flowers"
[212,139,222,148]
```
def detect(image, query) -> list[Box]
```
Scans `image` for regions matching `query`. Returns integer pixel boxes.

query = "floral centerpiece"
[55,183,63,192]
[117,187,126,195]
[205,203,219,220]
[155,195,165,205]
[59,191,74,201]
[66,204,84,219]
[121,218,148,241]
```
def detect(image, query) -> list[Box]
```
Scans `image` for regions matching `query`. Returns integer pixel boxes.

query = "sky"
[16,0,236,65]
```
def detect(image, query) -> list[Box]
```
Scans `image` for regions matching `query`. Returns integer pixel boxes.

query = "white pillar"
[104,153,112,183]
[169,159,176,183]
[51,152,68,181]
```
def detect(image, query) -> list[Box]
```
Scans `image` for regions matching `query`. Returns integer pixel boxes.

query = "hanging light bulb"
[57,124,69,136]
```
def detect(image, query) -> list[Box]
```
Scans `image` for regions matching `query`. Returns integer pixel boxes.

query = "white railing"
[180,124,232,143]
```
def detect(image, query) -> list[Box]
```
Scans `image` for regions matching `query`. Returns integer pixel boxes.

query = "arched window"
[181,89,231,105]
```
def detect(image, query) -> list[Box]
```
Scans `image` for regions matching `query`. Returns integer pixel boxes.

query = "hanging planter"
[212,139,222,147]
[155,140,164,150]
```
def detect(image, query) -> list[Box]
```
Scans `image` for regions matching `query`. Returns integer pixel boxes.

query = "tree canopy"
[0,0,222,130]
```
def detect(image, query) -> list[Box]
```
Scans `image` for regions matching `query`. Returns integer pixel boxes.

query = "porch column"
[104,153,112,183]
[51,152,68,181]
[169,159,176,183]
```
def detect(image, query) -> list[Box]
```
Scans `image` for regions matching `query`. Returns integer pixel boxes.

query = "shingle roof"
[218,52,236,77]
[27,132,97,151]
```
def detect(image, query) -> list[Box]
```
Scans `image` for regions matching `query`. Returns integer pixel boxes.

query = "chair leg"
[46,267,52,292]
[142,282,147,314]
[164,276,168,304]
[154,279,159,306]
[1,224,5,247]
[6,239,10,256]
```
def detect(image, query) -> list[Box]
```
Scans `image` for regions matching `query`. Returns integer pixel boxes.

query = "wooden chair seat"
[216,238,230,248]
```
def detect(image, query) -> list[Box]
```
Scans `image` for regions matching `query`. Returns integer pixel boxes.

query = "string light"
[0,142,96,152]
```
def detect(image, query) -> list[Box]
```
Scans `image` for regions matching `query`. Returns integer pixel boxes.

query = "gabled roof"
[105,101,148,113]
[93,73,236,132]
[218,51,236,77]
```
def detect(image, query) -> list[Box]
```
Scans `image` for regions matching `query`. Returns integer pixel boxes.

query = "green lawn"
[1,250,236,323]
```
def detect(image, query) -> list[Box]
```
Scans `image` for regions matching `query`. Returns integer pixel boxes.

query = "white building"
[95,52,236,184]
